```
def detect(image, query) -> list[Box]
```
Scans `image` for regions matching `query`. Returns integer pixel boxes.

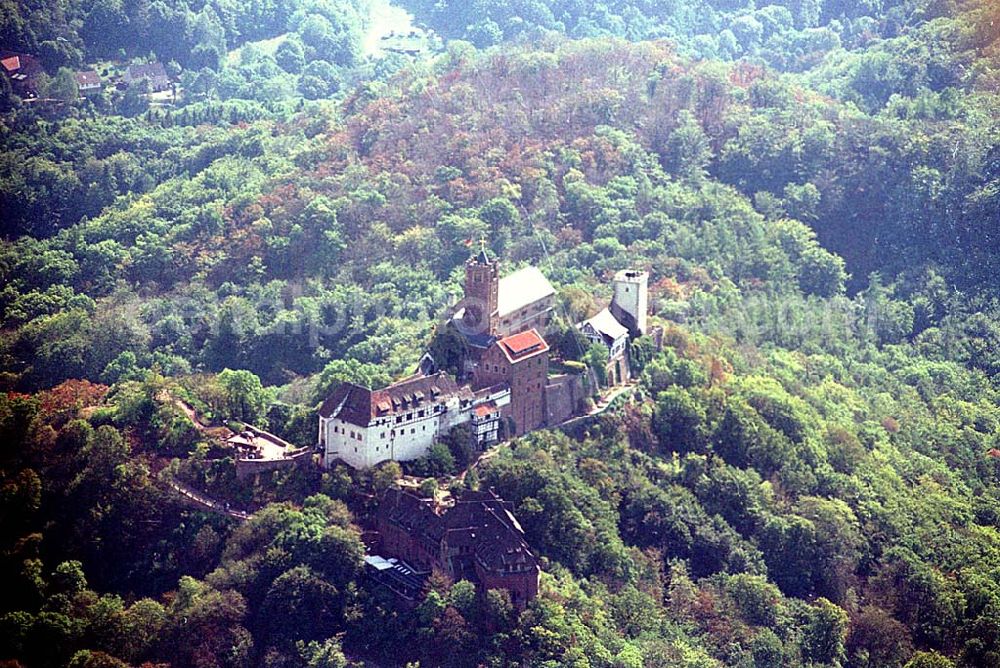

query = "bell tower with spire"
[463,239,499,336]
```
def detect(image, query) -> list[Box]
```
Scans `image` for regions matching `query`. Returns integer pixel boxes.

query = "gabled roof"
[126,62,168,80]
[75,70,101,86]
[318,372,469,427]
[378,488,538,577]
[497,266,554,317]
[581,308,628,345]
[496,329,549,364]
[318,383,373,426]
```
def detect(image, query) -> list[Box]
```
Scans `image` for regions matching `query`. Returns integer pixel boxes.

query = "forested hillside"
[1,0,999,666]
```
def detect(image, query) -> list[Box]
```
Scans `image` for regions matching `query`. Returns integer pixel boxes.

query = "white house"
[579,308,630,360]
[74,70,101,96]
[318,372,509,470]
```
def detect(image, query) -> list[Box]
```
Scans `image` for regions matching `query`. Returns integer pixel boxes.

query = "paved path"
[164,476,252,521]
[588,381,638,416]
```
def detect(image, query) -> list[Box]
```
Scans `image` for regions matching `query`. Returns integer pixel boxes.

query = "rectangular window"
[411,428,415,434]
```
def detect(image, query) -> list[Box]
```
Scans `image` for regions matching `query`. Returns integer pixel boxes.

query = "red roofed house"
[473,328,550,435]
[74,70,102,96]
[1,51,44,97]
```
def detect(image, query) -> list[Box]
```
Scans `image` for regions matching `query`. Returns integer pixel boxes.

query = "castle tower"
[610,269,648,337]
[463,244,499,336]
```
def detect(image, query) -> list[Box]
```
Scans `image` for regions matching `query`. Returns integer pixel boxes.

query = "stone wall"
[235,447,313,481]
[544,372,589,426]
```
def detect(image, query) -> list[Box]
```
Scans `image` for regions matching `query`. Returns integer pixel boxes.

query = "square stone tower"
[610,269,648,337]
[463,246,499,336]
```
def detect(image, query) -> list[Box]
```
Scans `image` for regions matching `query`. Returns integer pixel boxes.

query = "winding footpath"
[155,392,253,520]
[164,476,253,521]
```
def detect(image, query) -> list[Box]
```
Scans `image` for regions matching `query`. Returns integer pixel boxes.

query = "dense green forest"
[2,0,999,666]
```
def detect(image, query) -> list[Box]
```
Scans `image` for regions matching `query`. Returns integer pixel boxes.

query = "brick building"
[375,487,539,609]
[473,329,549,436]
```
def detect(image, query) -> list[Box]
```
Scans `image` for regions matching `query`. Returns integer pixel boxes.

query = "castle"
[318,249,649,470]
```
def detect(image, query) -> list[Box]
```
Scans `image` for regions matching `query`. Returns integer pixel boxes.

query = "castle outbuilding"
[576,269,649,386]
[610,269,649,337]
[374,487,540,609]
[579,308,631,386]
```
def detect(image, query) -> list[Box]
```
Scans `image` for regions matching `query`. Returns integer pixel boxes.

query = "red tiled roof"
[473,402,497,417]
[1,55,20,72]
[497,328,549,363]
